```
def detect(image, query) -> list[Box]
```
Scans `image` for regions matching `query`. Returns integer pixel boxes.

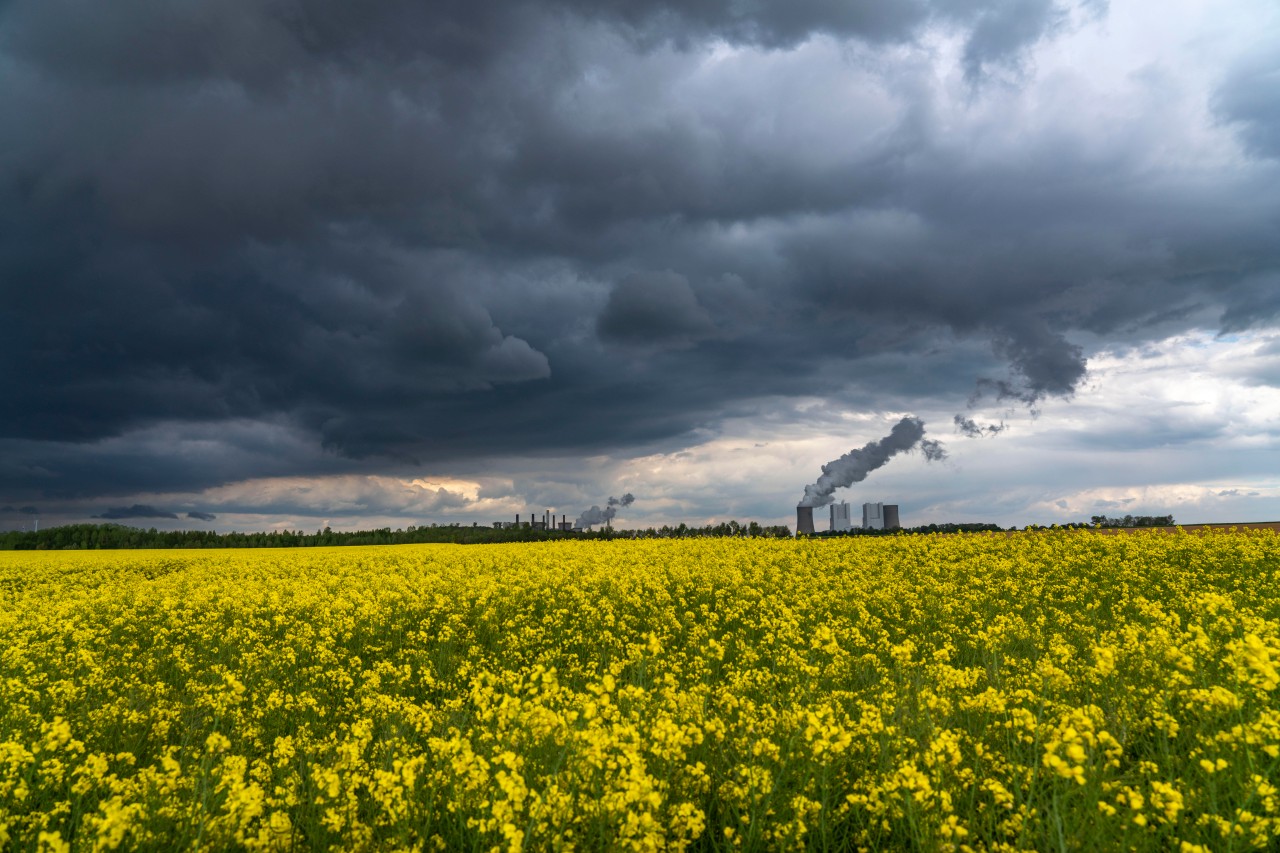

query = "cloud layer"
[2,0,1278,525]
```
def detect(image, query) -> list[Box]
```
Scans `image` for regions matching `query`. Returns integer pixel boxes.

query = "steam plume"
[954,414,1006,438]
[576,493,635,528]
[920,439,948,461]
[799,416,942,508]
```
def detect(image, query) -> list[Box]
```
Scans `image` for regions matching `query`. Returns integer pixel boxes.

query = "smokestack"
[796,505,815,536]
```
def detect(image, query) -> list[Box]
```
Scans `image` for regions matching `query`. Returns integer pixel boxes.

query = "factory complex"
[493,511,582,532]
[796,501,901,535]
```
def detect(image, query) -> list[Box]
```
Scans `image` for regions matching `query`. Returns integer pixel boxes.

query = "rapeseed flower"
[0,530,1278,849]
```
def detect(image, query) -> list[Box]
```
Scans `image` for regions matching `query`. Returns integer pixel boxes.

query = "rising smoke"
[799,417,943,508]
[575,493,635,529]
[920,438,948,462]
[954,415,1006,438]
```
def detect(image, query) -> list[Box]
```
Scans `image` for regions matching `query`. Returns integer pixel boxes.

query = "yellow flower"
[37,831,70,853]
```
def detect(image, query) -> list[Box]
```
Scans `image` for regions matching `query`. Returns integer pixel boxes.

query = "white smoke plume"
[799,416,943,508]
[576,493,635,528]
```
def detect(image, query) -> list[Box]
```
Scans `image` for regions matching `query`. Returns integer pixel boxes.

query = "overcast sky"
[3,0,1279,533]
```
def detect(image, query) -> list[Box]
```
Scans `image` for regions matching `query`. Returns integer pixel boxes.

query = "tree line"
[0,516,1175,550]
[807,522,1007,537]
[0,520,792,550]
[1089,514,1176,528]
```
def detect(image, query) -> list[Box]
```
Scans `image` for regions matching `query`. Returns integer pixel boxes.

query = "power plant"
[493,511,578,531]
[862,502,900,530]
[491,495,635,532]
[795,500,901,534]
[793,415,940,535]
[796,505,816,535]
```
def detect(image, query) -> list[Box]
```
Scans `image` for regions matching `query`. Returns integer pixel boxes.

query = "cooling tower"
[884,504,900,530]
[796,505,815,536]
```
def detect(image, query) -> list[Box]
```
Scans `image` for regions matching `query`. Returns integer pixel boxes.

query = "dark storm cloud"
[977,321,1088,406]
[1217,273,1280,334]
[186,512,217,521]
[1,0,1278,506]
[94,504,179,520]
[598,272,715,346]
[0,0,1072,84]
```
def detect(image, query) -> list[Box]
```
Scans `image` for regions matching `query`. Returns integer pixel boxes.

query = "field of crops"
[2,531,1279,852]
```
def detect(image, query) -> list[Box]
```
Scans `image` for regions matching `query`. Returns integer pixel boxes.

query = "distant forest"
[1089,514,1176,528]
[811,522,1008,537]
[0,515,1178,550]
[0,520,793,550]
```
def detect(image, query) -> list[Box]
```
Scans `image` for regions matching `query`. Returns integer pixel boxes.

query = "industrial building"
[829,501,852,532]
[862,502,900,530]
[493,511,576,531]
[798,501,899,535]
[796,505,816,535]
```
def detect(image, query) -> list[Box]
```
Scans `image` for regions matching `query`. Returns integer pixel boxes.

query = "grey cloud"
[0,240,551,448]
[979,322,1087,406]
[94,504,179,520]
[598,271,715,346]
[1,505,40,514]
[961,0,1064,82]
[0,1,515,86]
[0,0,1068,89]
[1215,50,1280,160]
[1218,273,1280,333]
[0,420,355,503]
[155,475,478,522]
[1,0,1278,511]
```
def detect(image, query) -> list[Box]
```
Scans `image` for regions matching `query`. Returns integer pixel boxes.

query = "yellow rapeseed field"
[2,530,1279,851]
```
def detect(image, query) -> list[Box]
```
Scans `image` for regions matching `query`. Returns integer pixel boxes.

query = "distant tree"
[1089,514,1175,528]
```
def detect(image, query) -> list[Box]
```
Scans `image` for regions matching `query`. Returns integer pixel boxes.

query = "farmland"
[2,531,1279,851]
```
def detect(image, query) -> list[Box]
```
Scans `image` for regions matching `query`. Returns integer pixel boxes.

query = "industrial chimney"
[796,505,815,536]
